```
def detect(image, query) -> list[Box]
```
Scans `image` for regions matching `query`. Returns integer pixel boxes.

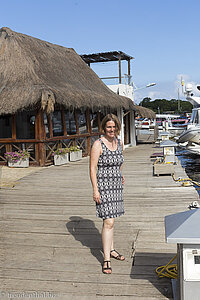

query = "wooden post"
[12,114,16,140]
[128,59,131,76]
[86,109,91,155]
[5,144,10,152]
[118,55,121,84]
[124,114,127,145]
[86,109,92,134]
[87,136,91,156]
[38,110,46,166]
[35,110,39,162]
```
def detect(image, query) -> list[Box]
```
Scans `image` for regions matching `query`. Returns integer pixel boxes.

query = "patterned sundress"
[96,138,125,219]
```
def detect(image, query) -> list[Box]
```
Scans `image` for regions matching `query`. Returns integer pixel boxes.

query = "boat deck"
[0,144,198,299]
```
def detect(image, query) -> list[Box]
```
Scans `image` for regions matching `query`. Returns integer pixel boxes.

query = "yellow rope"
[155,173,200,280]
[172,174,200,187]
[154,154,167,165]
[155,255,177,279]
[162,154,168,164]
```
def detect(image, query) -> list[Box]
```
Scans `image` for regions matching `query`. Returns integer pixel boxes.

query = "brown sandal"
[102,260,112,274]
[110,249,125,261]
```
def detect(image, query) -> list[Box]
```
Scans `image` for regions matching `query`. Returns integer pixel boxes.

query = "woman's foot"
[110,249,125,261]
[102,260,112,274]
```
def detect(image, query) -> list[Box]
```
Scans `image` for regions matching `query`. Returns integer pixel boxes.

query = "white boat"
[178,84,200,146]
[178,125,200,144]
[135,118,156,129]
[178,141,200,155]
[167,117,188,136]
[136,114,187,136]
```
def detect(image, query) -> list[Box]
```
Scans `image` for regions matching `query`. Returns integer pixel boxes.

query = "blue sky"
[1,0,200,103]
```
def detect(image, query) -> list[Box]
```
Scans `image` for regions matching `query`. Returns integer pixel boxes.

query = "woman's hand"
[122,176,125,185]
[93,190,101,204]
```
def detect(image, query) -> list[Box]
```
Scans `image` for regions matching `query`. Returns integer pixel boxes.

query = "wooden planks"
[0,144,198,299]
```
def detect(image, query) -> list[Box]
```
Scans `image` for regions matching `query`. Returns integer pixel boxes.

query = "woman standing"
[90,114,125,274]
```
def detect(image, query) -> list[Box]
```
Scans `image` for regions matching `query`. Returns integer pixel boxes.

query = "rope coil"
[155,255,177,279]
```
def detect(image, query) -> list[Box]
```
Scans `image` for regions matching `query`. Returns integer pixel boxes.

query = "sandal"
[110,249,125,261]
[102,260,112,274]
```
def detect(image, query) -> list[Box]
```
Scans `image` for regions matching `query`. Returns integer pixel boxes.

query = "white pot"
[8,158,29,168]
[69,150,82,162]
[54,153,69,166]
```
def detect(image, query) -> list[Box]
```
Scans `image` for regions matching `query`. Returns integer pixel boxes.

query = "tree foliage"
[139,98,193,114]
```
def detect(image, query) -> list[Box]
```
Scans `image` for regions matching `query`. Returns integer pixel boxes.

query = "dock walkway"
[0,144,198,299]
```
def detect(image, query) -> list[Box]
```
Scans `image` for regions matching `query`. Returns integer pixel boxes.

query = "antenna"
[181,77,184,94]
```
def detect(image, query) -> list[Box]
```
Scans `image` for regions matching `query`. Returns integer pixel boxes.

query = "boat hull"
[168,127,185,136]
[178,127,200,144]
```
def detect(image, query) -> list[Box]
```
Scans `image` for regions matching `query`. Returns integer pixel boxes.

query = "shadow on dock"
[66,216,104,265]
[130,251,175,298]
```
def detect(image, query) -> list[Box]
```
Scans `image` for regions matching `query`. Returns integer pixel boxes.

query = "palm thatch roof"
[0,27,155,119]
[134,106,155,118]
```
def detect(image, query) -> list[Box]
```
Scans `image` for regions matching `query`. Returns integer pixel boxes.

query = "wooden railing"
[44,133,100,164]
[0,142,37,164]
[0,133,101,165]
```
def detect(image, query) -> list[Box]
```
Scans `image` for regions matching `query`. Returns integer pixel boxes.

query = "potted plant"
[4,150,30,168]
[69,145,82,162]
[52,148,69,166]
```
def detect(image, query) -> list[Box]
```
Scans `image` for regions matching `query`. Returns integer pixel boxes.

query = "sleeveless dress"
[96,138,125,219]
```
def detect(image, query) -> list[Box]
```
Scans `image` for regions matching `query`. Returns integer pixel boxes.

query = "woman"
[90,114,125,274]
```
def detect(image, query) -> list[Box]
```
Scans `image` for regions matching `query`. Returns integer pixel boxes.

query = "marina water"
[176,147,200,196]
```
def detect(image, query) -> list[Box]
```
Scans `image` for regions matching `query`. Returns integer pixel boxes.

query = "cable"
[172,174,200,187]
[156,175,200,280]
[155,255,177,279]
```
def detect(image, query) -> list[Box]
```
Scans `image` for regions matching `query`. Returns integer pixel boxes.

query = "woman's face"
[105,120,116,138]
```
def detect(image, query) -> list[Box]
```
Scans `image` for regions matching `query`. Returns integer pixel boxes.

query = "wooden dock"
[0,144,198,299]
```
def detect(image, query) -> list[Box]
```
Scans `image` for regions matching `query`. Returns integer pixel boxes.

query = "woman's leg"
[102,218,114,273]
[110,222,125,261]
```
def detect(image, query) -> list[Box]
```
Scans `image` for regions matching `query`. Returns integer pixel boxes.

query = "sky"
[1,0,200,104]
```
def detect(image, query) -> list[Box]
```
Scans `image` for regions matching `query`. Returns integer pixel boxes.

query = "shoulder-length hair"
[101,114,121,136]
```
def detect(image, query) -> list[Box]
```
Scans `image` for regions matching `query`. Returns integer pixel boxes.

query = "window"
[64,111,77,135]
[16,111,35,139]
[90,113,99,132]
[44,113,50,138]
[0,115,12,138]
[51,111,64,137]
[77,111,88,134]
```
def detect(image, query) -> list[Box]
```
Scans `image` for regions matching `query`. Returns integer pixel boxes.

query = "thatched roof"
[134,106,155,119]
[0,27,155,119]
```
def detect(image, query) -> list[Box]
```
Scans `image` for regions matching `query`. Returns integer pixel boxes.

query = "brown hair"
[101,114,121,136]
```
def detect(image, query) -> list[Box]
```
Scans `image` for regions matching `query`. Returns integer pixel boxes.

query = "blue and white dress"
[96,138,124,219]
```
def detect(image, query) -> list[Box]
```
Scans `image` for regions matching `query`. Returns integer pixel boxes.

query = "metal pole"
[128,59,130,85]
[118,55,121,84]
[178,88,180,112]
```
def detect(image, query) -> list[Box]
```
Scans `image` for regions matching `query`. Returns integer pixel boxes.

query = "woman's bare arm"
[120,140,125,184]
[90,140,102,204]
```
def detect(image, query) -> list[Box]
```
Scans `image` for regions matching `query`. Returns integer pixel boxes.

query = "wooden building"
[0,27,154,166]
